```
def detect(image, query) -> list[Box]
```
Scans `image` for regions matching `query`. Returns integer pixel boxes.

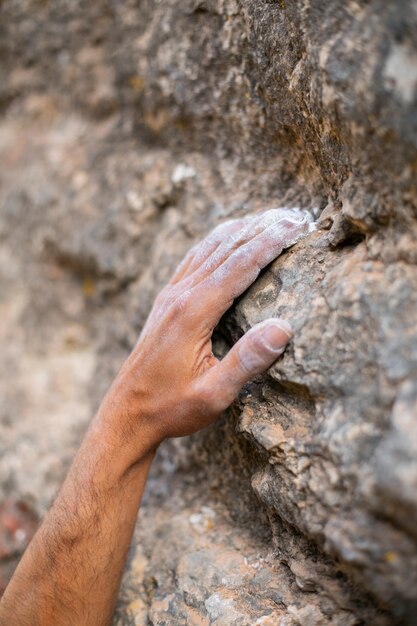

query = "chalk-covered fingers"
[170,217,249,285]
[193,318,293,414]
[113,209,313,449]
[170,208,313,291]
[176,214,268,287]
[192,209,313,329]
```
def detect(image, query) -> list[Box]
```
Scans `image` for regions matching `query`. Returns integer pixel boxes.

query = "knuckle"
[235,239,261,263]
[154,285,174,307]
[172,289,193,316]
[224,230,243,249]
[154,286,194,320]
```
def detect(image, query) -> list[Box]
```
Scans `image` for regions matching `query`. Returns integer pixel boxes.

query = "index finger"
[169,217,249,285]
[190,208,314,330]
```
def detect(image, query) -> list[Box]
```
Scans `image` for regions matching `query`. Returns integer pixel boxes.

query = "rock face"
[1,1,416,624]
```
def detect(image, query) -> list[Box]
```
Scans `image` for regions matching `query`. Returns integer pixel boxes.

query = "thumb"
[198,318,293,414]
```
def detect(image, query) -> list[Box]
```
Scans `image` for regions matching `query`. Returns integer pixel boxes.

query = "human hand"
[103,208,314,453]
[0,207,314,626]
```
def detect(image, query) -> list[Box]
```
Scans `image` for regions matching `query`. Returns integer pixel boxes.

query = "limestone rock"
[0,0,416,624]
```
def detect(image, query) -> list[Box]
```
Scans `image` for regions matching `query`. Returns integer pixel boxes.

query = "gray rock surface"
[0,0,416,624]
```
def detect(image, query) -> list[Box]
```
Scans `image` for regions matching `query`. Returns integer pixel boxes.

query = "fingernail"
[260,320,293,352]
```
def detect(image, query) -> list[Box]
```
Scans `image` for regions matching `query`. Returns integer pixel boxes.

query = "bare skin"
[0,208,313,626]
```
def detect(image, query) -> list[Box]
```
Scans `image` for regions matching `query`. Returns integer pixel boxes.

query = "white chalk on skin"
[261,207,317,250]
[171,207,317,293]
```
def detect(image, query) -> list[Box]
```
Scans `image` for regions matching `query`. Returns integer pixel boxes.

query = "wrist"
[92,375,162,473]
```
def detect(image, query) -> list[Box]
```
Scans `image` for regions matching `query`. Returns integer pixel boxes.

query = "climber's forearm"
[0,395,157,626]
[0,208,311,625]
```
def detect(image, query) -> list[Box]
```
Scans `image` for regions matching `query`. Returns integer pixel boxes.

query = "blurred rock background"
[0,1,416,624]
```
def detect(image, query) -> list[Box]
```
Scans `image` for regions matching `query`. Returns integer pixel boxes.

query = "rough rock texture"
[1,1,417,624]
